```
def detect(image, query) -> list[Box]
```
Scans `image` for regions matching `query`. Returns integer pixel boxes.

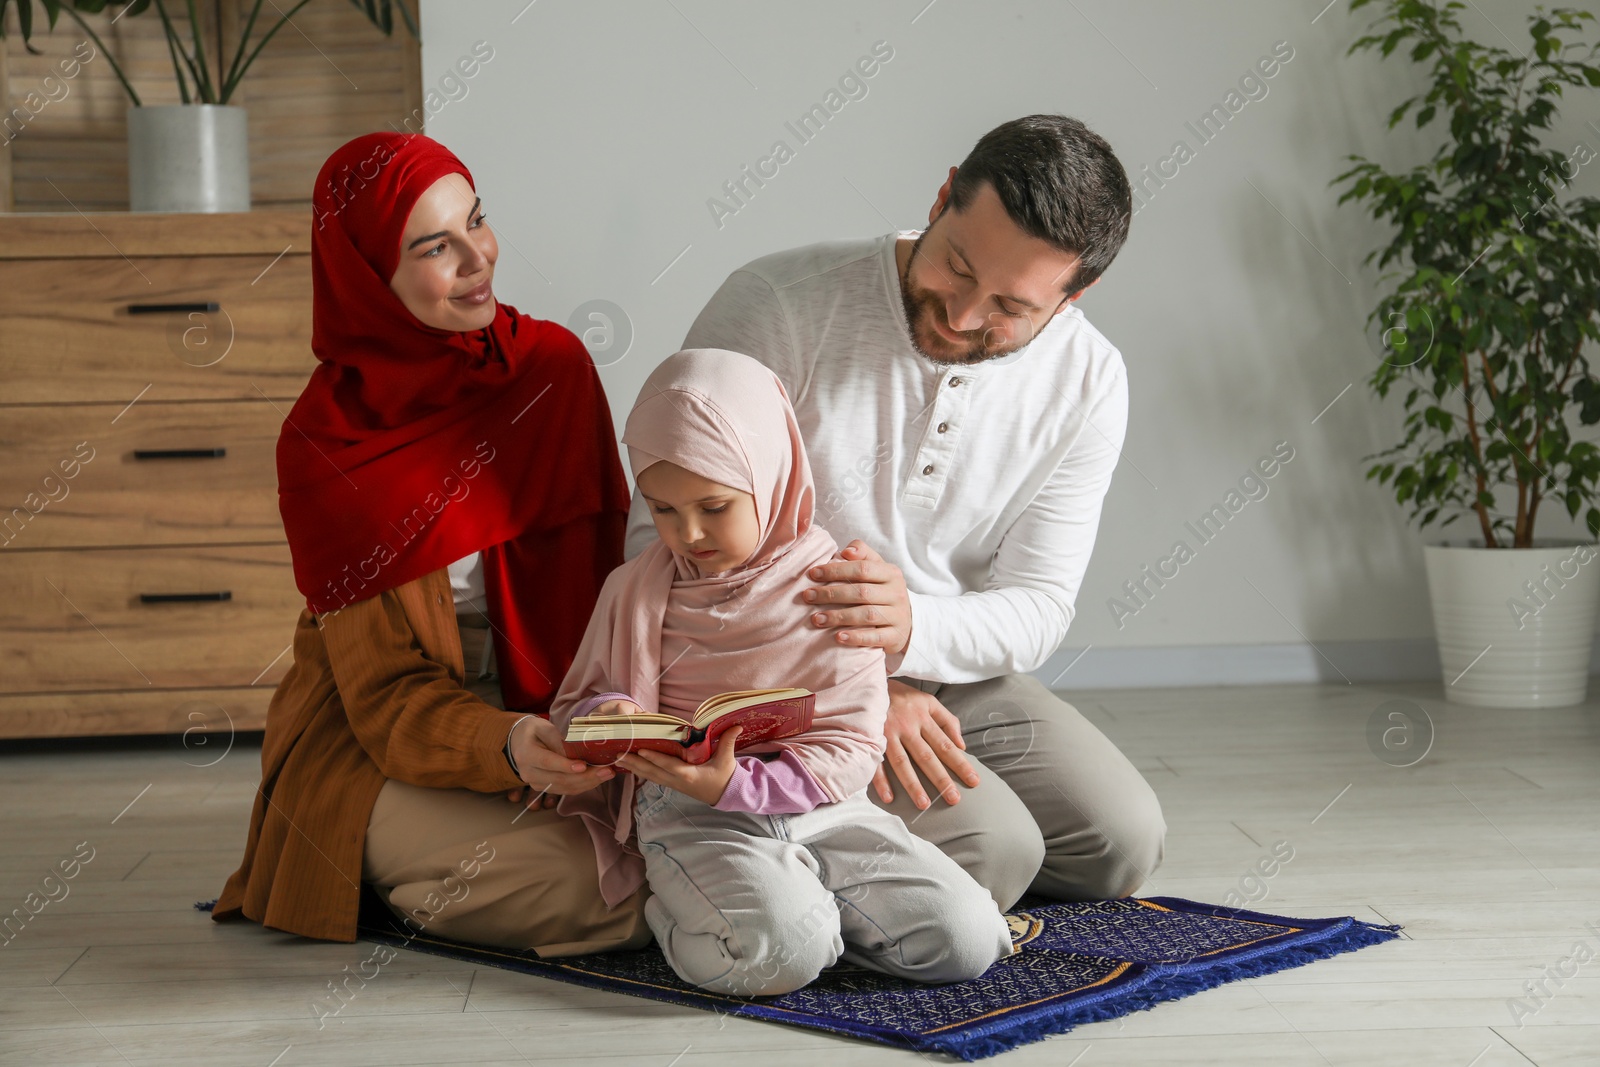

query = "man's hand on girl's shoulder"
[803,539,912,654]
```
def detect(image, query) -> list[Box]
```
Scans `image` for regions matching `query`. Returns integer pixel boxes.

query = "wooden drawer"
[0,253,314,403]
[0,545,301,694]
[0,688,272,741]
[0,401,284,548]
[0,212,308,259]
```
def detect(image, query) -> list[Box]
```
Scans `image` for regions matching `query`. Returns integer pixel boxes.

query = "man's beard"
[898,232,1035,367]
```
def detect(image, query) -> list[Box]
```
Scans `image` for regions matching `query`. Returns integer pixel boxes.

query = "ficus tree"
[1333,0,1600,548]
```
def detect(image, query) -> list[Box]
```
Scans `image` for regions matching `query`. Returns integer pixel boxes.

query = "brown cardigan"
[213,566,526,942]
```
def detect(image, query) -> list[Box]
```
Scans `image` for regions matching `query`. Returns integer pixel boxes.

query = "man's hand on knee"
[873,679,981,809]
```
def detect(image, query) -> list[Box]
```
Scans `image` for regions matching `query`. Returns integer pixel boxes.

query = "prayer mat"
[340,889,1401,1059]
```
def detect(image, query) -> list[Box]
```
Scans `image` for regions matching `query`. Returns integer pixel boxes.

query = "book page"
[693,688,811,727]
[566,721,690,741]
[571,712,683,727]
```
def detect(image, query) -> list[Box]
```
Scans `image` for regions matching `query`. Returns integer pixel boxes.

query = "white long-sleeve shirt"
[623,230,1128,684]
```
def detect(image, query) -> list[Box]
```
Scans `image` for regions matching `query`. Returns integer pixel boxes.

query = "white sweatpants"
[633,779,1014,997]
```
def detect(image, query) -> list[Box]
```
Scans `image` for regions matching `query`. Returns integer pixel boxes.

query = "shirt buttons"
[937,422,949,433]
[949,377,963,387]
[922,464,935,475]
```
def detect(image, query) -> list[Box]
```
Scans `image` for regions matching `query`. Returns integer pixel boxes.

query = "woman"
[212,132,648,954]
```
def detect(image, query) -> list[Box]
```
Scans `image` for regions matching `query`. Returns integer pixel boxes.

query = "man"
[624,114,1164,910]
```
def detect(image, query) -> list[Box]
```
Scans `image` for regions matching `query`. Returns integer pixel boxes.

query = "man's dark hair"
[947,114,1132,297]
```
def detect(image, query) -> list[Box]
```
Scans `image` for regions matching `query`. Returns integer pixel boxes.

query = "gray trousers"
[870,673,1167,910]
[633,780,1014,997]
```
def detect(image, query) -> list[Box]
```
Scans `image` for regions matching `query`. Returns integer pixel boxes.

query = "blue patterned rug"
[348,888,1401,1059]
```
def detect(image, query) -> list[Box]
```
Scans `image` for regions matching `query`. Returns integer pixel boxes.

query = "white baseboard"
[1028,635,1600,689]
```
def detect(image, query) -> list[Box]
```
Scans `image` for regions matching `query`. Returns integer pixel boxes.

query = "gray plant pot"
[127,104,250,213]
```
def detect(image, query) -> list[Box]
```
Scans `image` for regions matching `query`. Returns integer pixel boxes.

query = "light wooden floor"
[2,678,1597,1066]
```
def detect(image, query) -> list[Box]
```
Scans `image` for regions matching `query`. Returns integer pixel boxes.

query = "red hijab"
[278,132,630,713]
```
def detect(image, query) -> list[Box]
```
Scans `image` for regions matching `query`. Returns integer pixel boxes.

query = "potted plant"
[1,0,416,211]
[1334,0,1600,707]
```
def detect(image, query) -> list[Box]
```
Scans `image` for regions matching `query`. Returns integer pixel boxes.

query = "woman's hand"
[505,716,615,810]
[615,726,742,807]
[594,698,645,716]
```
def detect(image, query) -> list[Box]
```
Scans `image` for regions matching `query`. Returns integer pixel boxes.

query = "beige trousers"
[870,672,1167,910]
[359,617,651,957]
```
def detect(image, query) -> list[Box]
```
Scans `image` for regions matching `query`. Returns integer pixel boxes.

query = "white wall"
[417,0,1600,686]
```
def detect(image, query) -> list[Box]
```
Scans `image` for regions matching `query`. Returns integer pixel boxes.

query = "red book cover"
[562,689,815,766]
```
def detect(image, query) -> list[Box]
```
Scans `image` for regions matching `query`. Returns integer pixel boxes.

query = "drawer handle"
[138,591,233,604]
[133,448,227,460]
[127,301,221,315]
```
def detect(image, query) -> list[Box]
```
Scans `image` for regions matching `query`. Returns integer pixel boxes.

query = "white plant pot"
[127,104,250,213]
[1423,540,1600,707]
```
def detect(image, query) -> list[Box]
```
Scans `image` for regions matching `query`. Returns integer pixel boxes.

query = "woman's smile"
[452,278,495,306]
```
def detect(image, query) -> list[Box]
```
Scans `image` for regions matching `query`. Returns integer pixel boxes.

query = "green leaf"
[15,0,35,50]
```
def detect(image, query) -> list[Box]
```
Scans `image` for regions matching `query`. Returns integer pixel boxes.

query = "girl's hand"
[595,698,645,716]
[506,716,615,809]
[616,726,742,807]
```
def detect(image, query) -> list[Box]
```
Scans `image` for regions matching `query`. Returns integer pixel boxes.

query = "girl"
[552,348,1013,996]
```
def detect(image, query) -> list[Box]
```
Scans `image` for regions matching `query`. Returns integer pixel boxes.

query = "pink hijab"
[551,349,889,908]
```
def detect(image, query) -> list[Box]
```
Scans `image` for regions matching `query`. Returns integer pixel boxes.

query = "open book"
[562,688,814,765]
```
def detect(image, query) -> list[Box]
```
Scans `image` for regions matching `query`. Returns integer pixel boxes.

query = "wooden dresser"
[0,211,314,738]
